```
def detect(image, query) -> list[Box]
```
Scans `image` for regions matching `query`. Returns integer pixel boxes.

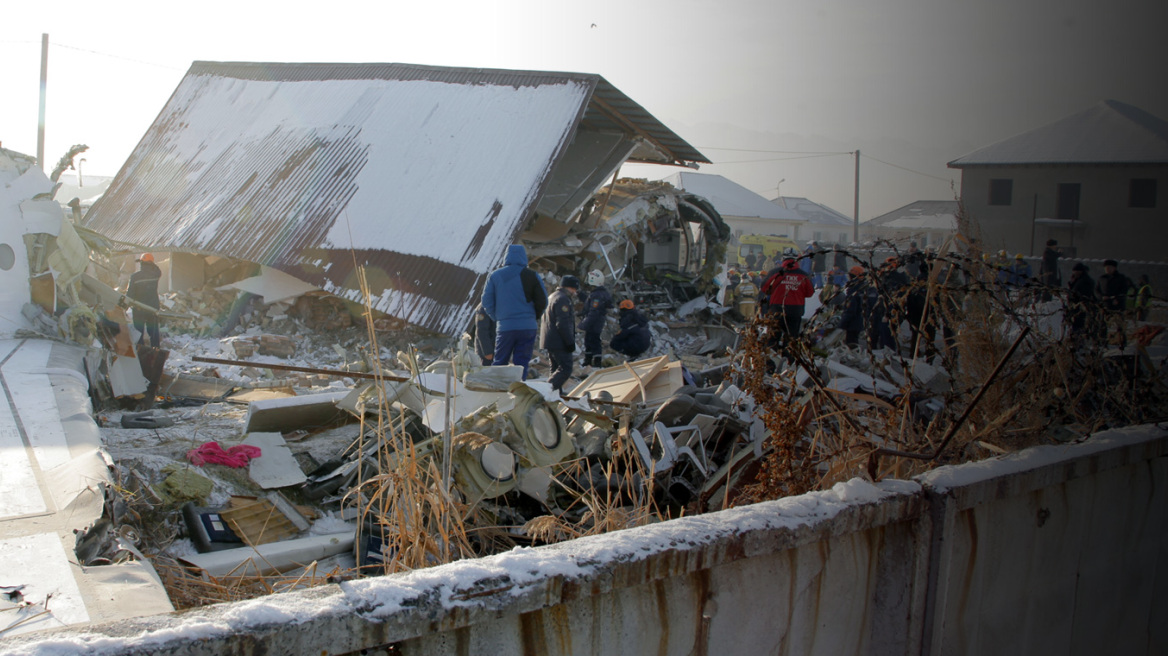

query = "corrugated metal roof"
[183,62,708,167]
[662,172,804,221]
[83,62,705,336]
[948,100,1168,167]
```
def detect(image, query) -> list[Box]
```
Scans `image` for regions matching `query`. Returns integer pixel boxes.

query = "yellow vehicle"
[734,234,800,270]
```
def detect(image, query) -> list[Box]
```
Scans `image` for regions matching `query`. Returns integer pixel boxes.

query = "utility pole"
[37,33,48,171]
[852,150,860,242]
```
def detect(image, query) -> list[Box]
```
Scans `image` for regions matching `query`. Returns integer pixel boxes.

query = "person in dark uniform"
[1039,239,1061,301]
[540,275,579,393]
[1066,262,1095,340]
[1096,259,1133,347]
[468,303,496,365]
[610,299,651,360]
[578,270,613,368]
[126,253,162,348]
[837,266,870,347]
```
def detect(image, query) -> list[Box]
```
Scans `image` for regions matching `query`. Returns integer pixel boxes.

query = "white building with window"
[948,100,1167,260]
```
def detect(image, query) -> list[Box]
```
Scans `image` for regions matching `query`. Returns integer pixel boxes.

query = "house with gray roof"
[661,172,805,240]
[860,200,959,249]
[773,196,855,246]
[948,100,1167,260]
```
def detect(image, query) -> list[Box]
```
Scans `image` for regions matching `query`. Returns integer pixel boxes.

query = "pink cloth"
[187,442,263,468]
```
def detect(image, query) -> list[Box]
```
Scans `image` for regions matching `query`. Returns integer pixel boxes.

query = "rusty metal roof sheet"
[83,62,705,336]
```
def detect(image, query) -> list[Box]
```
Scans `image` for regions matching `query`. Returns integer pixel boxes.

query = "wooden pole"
[37,33,49,170]
[852,150,860,242]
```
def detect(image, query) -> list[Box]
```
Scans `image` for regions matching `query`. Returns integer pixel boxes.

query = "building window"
[988,179,1013,206]
[1057,183,1081,221]
[1130,179,1157,208]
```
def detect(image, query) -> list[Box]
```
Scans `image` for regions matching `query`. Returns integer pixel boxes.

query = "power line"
[713,152,851,165]
[697,146,853,155]
[0,39,183,71]
[51,42,184,71]
[861,153,954,184]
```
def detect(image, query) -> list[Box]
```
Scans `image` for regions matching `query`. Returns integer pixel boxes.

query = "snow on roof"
[864,200,959,229]
[772,196,854,226]
[662,172,805,222]
[82,62,703,336]
[948,100,1168,167]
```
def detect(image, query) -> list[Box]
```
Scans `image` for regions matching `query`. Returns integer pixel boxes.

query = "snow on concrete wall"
[3,425,1165,655]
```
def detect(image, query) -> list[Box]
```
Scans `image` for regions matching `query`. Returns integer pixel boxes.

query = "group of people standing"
[473,244,652,394]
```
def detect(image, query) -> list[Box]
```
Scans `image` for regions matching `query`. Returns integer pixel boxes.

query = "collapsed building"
[80,61,715,337]
[2,61,1167,648]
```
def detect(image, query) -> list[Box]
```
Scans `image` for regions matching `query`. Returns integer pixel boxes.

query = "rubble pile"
[56,239,1165,611]
[7,144,1163,611]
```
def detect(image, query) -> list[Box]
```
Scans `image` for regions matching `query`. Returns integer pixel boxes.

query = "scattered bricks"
[257,335,297,358]
[231,334,297,359]
[233,340,258,358]
[293,295,353,331]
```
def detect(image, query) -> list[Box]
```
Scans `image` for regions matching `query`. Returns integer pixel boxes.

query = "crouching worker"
[610,299,651,360]
[541,275,579,393]
[578,269,613,368]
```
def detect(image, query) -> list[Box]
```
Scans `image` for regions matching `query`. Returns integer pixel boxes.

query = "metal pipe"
[192,355,409,382]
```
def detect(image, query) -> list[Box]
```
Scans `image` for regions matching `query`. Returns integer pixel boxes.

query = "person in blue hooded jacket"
[482,244,547,379]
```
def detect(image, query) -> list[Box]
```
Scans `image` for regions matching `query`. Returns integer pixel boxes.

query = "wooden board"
[567,355,674,404]
[220,496,299,546]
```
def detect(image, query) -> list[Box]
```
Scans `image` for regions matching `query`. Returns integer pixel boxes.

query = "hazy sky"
[3,0,1165,220]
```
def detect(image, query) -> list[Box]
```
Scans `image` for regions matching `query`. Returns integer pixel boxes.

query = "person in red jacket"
[760,256,815,340]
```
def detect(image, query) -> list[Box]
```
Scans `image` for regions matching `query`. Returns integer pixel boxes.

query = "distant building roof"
[948,100,1168,167]
[864,200,959,230]
[82,62,704,336]
[772,196,853,226]
[661,172,804,221]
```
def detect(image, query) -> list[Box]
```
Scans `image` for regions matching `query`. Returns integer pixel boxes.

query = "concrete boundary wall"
[3,425,1166,656]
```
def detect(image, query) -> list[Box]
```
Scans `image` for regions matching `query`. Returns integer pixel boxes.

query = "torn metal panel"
[221,265,321,305]
[0,339,173,636]
[82,63,706,336]
[244,391,351,433]
[241,432,308,489]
